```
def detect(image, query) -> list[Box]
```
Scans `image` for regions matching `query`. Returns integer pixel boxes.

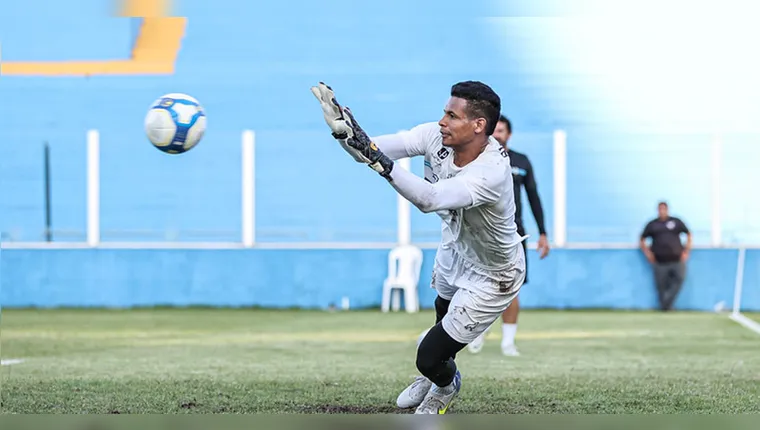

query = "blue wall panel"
[1,248,757,312]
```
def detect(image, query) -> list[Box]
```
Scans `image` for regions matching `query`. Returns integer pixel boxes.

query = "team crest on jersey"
[437,148,450,160]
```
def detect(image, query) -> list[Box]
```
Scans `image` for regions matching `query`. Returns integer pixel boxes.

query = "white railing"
[20,128,574,249]
[553,129,567,247]
[241,130,256,247]
[0,128,745,251]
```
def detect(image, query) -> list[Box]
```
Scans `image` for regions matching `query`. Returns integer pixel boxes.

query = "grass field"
[1,308,759,414]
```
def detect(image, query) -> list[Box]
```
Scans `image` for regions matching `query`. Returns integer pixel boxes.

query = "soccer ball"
[144,93,207,154]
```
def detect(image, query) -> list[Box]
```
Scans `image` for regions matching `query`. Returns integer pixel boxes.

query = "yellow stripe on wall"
[0,0,184,76]
[118,0,172,17]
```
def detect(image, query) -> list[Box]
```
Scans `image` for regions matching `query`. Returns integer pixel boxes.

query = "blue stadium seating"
[3,0,756,245]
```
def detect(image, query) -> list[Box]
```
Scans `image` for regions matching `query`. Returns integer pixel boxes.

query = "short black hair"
[450,81,501,135]
[498,114,512,133]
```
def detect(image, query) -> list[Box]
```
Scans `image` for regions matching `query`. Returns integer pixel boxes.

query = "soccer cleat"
[414,370,461,414]
[396,375,433,408]
[467,333,485,354]
[501,343,520,356]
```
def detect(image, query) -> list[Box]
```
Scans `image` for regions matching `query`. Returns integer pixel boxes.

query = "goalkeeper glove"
[341,107,393,179]
[310,82,393,180]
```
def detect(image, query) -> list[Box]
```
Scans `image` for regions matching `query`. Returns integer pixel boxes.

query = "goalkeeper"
[311,81,527,414]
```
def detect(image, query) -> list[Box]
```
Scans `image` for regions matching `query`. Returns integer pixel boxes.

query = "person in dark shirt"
[468,114,549,356]
[640,201,692,311]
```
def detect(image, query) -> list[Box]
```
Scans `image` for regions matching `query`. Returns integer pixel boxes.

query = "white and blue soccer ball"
[144,93,207,154]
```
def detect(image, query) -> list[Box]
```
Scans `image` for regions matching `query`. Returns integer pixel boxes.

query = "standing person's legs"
[653,262,671,311]
[661,261,686,311]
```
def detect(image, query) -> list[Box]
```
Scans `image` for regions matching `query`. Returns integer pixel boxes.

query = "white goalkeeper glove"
[310,82,394,179]
[310,82,365,163]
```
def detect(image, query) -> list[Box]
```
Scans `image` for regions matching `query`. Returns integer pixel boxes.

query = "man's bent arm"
[523,161,547,235]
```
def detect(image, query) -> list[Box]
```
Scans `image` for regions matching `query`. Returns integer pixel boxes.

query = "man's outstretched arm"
[370,133,420,160]
[387,166,475,213]
[370,122,440,160]
[388,163,504,213]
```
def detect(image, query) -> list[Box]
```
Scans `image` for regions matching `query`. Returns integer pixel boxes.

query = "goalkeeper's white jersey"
[397,122,525,272]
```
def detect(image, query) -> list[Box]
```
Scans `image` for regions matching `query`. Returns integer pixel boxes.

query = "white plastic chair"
[381,244,423,313]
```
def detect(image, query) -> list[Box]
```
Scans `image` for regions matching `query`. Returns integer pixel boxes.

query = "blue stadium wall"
[2,1,759,310]
[1,248,758,311]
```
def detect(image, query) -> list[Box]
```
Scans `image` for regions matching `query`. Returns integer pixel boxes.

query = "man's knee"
[653,264,669,287]
[415,324,466,387]
[666,263,685,286]
[415,323,465,375]
[416,325,442,375]
[675,262,687,281]
[415,344,439,377]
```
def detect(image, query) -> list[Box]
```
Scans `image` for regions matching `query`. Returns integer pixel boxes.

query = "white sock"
[432,381,455,395]
[502,323,517,345]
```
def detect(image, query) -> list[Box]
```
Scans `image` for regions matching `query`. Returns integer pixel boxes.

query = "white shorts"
[432,245,526,345]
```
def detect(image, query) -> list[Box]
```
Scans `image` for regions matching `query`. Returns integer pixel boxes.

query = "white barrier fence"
[74,129,573,249]
[77,128,733,249]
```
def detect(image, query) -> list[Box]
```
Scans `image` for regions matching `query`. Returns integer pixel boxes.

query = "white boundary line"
[1,359,24,366]
[728,247,760,336]
[729,312,760,336]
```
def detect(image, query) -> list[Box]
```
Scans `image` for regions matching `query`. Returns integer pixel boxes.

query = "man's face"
[658,204,669,219]
[492,120,510,147]
[438,97,485,147]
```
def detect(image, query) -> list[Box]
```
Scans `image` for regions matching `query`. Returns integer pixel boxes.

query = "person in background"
[640,201,692,311]
[468,115,550,356]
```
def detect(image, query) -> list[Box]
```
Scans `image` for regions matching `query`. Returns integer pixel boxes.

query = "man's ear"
[474,118,487,134]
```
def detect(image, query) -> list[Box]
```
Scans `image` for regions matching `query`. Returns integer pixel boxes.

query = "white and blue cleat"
[414,370,462,414]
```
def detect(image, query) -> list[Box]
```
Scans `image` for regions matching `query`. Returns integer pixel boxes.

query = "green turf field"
[1,308,759,414]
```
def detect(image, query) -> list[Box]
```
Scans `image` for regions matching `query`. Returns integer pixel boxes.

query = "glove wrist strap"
[369,158,394,181]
